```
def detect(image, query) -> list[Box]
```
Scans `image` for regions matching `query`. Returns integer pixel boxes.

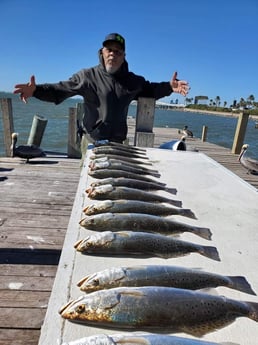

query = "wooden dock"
[0,155,81,345]
[0,124,257,345]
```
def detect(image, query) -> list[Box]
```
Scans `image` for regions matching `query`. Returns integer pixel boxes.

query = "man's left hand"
[170,72,190,96]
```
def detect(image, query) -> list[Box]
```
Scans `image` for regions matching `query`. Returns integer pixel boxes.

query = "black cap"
[103,33,125,51]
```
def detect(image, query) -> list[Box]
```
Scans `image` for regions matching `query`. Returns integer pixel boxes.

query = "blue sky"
[0,0,257,106]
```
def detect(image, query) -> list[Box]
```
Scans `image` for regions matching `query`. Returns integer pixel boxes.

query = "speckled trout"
[92,146,149,160]
[90,153,153,165]
[77,264,255,295]
[90,177,177,195]
[94,141,147,153]
[59,286,258,336]
[89,160,161,178]
[88,169,166,185]
[86,185,182,207]
[61,333,228,345]
[74,231,220,261]
[83,200,196,219]
[90,157,159,174]
[79,212,210,240]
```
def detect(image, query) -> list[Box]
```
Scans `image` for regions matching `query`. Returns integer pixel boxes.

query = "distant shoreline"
[183,107,258,121]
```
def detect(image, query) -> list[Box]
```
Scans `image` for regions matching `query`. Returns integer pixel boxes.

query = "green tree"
[247,94,255,106]
[215,96,220,107]
[239,97,246,108]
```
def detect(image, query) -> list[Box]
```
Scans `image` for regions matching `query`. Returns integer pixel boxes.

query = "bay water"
[0,92,257,159]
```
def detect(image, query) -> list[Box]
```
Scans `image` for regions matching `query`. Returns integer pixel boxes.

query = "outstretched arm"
[13,75,36,103]
[170,72,190,96]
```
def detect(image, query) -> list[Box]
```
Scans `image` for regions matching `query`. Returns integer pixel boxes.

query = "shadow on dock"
[0,248,61,265]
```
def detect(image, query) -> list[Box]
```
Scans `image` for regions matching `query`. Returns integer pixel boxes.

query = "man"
[14,33,189,143]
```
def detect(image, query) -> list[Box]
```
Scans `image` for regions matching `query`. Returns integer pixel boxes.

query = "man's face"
[102,42,125,74]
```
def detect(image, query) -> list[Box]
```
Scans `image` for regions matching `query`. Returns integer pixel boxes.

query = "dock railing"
[1,97,250,156]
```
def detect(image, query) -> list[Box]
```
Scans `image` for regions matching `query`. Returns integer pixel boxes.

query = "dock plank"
[0,155,81,345]
[0,121,257,345]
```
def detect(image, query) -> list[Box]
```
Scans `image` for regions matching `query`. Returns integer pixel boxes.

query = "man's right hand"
[13,75,36,103]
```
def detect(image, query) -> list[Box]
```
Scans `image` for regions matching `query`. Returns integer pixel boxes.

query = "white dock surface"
[38,148,258,345]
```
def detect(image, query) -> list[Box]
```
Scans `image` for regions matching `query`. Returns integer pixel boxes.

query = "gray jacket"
[33,52,172,142]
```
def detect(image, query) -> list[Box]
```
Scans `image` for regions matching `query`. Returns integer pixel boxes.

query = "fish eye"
[92,279,99,286]
[76,304,85,314]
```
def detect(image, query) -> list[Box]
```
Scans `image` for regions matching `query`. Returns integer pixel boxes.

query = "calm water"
[0,92,257,159]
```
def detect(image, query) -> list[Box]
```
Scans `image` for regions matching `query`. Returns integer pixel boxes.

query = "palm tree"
[215,96,220,107]
[239,97,246,108]
[247,94,255,106]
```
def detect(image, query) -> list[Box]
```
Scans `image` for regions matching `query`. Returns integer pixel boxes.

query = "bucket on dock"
[159,139,186,151]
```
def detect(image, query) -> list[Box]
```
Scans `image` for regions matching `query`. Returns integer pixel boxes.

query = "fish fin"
[200,245,221,261]
[151,173,161,178]
[165,187,177,195]
[247,301,258,321]
[228,276,257,295]
[193,227,212,240]
[168,199,182,207]
[179,208,197,219]
[198,287,219,296]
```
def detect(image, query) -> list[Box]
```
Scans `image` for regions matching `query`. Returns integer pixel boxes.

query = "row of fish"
[60,141,257,345]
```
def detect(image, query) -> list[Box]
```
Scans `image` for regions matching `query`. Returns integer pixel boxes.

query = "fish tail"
[168,199,182,207]
[246,301,258,322]
[229,276,257,295]
[199,245,221,261]
[151,172,161,178]
[179,208,197,219]
[193,226,212,240]
[165,187,177,195]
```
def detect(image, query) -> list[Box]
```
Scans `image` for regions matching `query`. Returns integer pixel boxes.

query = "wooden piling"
[67,107,81,158]
[27,115,48,146]
[134,97,155,147]
[201,125,208,142]
[231,112,249,154]
[0,98,14,157]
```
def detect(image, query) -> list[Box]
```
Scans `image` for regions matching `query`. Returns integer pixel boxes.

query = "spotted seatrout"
[77,264,256,295]
[74,231,220,261]
[79,212,210,240]
[90,157,159,174]
[89,160,161,178]
[92,146,149,160]
[88,169,165,185]
[90,153,153,165]
[59,286,258,337]
[94,141,147,153]
[90,177,177,195]
[83,200,196,219]
[61,333,226,345]
[86,185,182,207]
